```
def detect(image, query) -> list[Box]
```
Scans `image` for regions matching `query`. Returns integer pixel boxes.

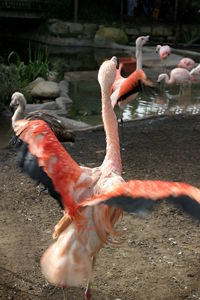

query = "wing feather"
[78,180,200,220]
[14,119,82,215]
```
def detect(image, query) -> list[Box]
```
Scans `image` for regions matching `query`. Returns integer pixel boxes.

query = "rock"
[26,102,58,113]
[125,27,140,36]
[59,80,69,97]
[24,77,45,94]
[83,23,98,38]
[48,20,68,35]
[56,96,72,111]
[59,116,88,130]
[66,22,83,34]
[31,81,60,99]
[48,20,83,35]
[94,27,128,45]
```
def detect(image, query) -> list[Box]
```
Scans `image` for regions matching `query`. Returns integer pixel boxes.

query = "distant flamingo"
[157,64,200,94]
[13,57,200,300]
[156,44,171,60]
[156,44,171,73]
[178,57,195,71]
[111,35,151,121]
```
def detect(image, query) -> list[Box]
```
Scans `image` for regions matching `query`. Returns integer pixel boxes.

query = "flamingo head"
[136,35,150,48]
[98,56,117,90]
[156,45,161,53]
[10,92,26,114]
[157,73,167,83]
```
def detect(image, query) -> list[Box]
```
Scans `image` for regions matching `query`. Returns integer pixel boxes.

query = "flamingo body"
[156,45,171,60]
[157,68,192,85]
[111,36,150,118]
[178,58,195,71]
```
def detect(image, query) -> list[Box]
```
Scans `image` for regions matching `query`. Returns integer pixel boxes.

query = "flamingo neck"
[12,102,25,128]
[136,45,142,70]
[101,89,122,175]
[162,74,171,84]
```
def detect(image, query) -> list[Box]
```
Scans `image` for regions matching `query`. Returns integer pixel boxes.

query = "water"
[67,67,200,125]
[1,43,200,148]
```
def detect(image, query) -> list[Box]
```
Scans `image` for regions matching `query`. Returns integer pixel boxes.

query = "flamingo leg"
[188,82,191,99]
[84,256,96,300]
[62,287,67,300]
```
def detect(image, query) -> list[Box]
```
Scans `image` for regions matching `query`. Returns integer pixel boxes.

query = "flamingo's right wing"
[78,180,200,220]
[14,119,84,216]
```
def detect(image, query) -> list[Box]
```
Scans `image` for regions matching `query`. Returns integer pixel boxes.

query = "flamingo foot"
[85,288,92,300]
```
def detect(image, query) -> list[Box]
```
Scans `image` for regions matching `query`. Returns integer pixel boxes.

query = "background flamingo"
[157,64,200,94]
[178,57,195,71]
[156,44,171,60]
[111,35,151,121]
[113,35,150,91]
[13,57,200,299]
[156,44,171,73]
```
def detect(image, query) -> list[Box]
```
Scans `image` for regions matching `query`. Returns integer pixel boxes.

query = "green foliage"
[0,47,49,106]
[8,46,49,87]
[0,64,20,104]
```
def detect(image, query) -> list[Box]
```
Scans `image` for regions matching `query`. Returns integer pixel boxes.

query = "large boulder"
[31,81,60,99]
[48,20,68,35]
[94,27,128,45]
[48,19,83,35]
[83,23,98,38]
[56,96,72,111]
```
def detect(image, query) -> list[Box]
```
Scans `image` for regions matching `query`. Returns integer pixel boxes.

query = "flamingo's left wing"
[78,180,200,220]
[14,119,83,216]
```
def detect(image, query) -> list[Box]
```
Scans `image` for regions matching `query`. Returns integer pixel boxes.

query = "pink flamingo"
[13,57,200,299]
[156,44,171,60]
[113,36,150,88]
[157,64,200,94]
[178,57,195,71]
[111,36,151,121]
[156,44,171,73]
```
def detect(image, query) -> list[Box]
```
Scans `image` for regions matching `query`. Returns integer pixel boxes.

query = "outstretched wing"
[14,119,83,216]
[78,180,200,220]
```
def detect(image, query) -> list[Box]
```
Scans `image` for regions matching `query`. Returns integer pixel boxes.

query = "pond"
[0,43,200,148]
[66,66,200,125]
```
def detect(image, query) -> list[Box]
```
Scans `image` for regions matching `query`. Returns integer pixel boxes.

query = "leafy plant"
[0,64,19,105]
[8,46,49,87]
[0,46,50,107]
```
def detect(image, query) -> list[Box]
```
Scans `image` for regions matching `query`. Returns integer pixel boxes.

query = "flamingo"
[178,57,195,71]
[10,92,75,143]
[156,44,171,60]
[156,44,171,73]
[157,64,200,94]
[111,35,152,121]
[13,57,200,299]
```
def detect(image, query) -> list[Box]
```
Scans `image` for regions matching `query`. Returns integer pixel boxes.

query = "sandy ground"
[1,114,200,300]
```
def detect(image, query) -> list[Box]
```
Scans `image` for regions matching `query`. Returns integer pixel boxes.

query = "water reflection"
[67,68,200,125]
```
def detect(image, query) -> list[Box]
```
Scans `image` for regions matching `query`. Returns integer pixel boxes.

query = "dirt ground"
[1,114,200,300]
